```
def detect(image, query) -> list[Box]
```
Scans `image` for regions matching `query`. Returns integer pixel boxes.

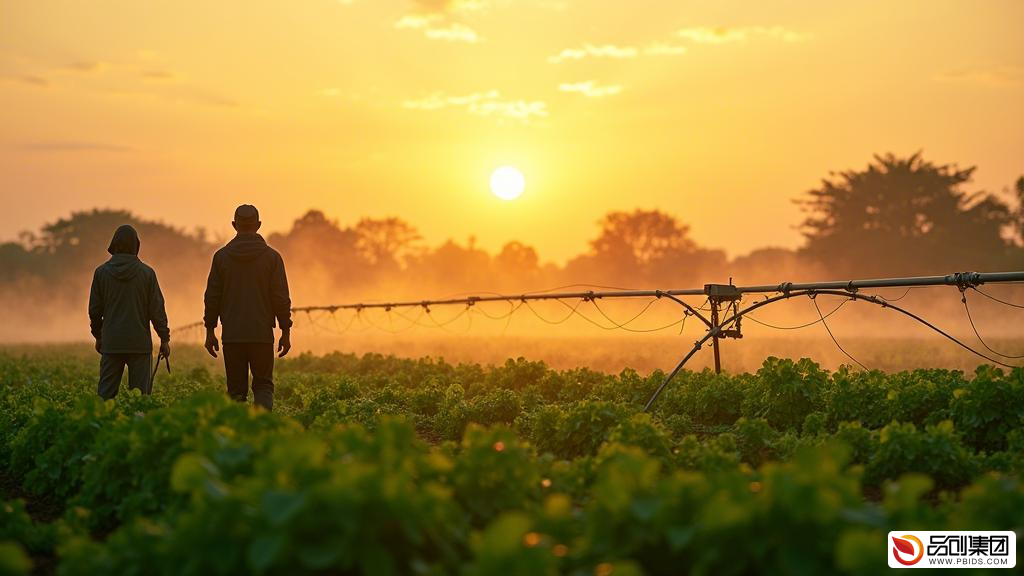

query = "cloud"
[933,65,1024,87]
[61,61,105,73]
[424,22,479,42]
[106,85,241,109]
[404,89,498,110]
[410,0,487,12]
[676,26,807,44]
[395,0,485,42]
[395,13,481,43]
[644,43,687,56]
[559,81,622,98]
[397,15,480,42]
[548,44,638,64]
[5,74,50,87]
[21,140,132,152]
[140,70,176,81]
[469,99,548,119]
[548,41,687,63]
[3,53,240,110]
[404,90,547,120]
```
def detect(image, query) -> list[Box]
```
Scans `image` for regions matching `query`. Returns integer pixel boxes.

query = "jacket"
[89,254,170,354]
[203,233,292,343]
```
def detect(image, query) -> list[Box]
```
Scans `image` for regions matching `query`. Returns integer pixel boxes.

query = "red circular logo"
[892,534,924,566]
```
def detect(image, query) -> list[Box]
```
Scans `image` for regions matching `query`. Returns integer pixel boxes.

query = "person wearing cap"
[203,204,292,410]
[88,224,171,399]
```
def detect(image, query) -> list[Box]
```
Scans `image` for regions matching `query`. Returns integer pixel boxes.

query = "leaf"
[247,533,285,573]
[261,490,306,526]
[297,543,342,570]
[170,453,211,492]
[667,526,695,551]
[361,545,395,576]
[630,496,659,521]
[892,536,915,556]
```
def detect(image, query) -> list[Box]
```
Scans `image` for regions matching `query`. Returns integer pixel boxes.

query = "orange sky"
[1,0,1022,263]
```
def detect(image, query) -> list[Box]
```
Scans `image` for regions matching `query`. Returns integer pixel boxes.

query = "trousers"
[98,353,152,399]
[223,342,275,410]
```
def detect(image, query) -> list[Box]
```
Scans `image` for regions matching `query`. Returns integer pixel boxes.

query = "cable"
[961,291,1024,359]
[501,301,523,335]
[745,298,849,330]
[588,297,656,328]
[971,286,1024,309]
[520,282,641,294]
[551,298,618,330]
[304,310,321,336]
[423,306,473,334]
[588,298,685,333]
[875,286,915,303]
[812,295,867,370]
[330,309,360,335]
[521,298,583,325]
[362,306,424,334]
[473,299,520,320]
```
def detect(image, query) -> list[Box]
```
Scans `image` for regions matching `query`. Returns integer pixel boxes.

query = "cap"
[234,204,260,223]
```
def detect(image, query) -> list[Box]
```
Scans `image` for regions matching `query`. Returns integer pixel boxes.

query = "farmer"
[88,224,171,399]
[203,204,292,410]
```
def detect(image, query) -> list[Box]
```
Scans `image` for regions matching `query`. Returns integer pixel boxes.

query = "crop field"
[1,345,1022,576]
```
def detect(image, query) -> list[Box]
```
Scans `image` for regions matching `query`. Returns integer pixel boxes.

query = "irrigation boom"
[174,270,1024,410]
[287,271,1023,313]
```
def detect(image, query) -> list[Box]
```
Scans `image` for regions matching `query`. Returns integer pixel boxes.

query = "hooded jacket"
[88,225,170,354]
[203,233,292,343]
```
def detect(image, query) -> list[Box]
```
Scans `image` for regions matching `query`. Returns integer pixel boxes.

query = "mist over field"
[2,153,1022,373]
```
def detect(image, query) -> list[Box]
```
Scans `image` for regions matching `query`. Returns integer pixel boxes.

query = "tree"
[1015,176,1024,243]
[798,153,1018,276]
[564,209,717,285]
[495,241,539,274]
[591,209,697,266]
[406,239,493,293]
[14,208,212,288]
[494,241,541,289]
[354,217,422,269]
[268,210,367,295]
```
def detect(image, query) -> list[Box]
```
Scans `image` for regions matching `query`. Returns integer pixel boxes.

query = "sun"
[490,166,525,200]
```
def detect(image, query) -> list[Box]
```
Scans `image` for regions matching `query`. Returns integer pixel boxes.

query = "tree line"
[1,152,1021,329]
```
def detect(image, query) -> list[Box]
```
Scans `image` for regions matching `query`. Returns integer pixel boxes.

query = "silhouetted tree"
[592,209,697,266]
[0,241,40,281]
[354,217,422,270]
[8,209,211,291]
[407,238,493,293]
[268,210,368,297]
[565,209,722,285]
[1015,176,1024,243]
[799,153,1018,276]
[491,241,542,290]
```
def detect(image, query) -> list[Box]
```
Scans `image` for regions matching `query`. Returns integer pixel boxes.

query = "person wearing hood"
[203,204,292,410]
[88,225,171,399]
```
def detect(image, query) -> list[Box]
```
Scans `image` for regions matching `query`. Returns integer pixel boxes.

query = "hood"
[108,225,140,256]
[106,253,143,281]
[225,233,270,261]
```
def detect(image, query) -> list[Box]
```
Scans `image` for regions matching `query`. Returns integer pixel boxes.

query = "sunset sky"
[2,0,1022,263]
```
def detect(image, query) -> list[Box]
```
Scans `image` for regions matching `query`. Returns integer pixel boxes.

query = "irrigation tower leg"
[711,300,722,374]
